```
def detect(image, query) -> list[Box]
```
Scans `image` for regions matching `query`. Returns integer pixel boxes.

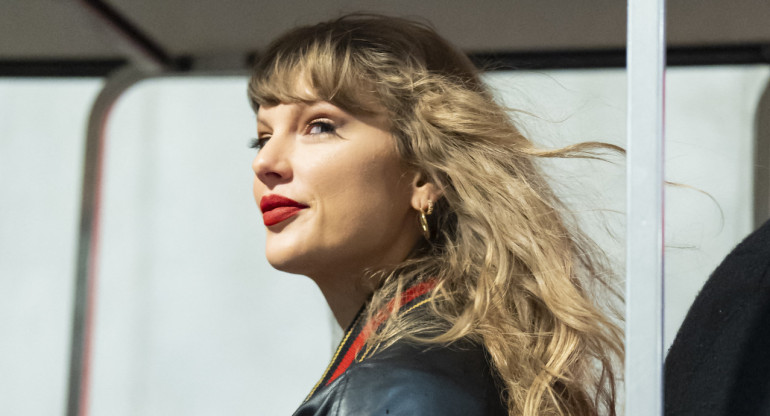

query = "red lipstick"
[260,194,308,226]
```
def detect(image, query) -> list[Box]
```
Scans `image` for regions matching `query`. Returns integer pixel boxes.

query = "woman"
[248,14,623,416]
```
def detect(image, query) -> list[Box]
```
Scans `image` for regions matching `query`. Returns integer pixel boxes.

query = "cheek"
[323,157,410,228]
[321,153,400,201]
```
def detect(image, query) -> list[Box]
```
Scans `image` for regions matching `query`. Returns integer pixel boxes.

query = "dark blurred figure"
[665,219,770,415]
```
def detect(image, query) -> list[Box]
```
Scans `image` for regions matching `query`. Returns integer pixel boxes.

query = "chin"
[264,247,314,277]
[265,252,299,273]
[264,231,301,266]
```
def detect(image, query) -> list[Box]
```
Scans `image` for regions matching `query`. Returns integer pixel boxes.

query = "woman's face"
[252,100,422,282]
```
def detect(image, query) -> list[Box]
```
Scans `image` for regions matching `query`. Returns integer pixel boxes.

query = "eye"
[307,119,336,135]
[249,136,270,151]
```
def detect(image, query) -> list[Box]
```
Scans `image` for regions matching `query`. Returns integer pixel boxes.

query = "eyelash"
[306,119,336,135]
[249,137,269,150]
[250,118,336,151]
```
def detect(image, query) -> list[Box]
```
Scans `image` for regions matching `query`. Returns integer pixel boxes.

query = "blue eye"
[249,137,270,150]
[308,120,335,135]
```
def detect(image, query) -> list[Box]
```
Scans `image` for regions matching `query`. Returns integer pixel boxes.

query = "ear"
[410,171,443,212]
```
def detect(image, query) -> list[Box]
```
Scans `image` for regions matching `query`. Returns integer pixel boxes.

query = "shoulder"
[665,219,770,415]
[667,219,770,358]
[334,340,507,416]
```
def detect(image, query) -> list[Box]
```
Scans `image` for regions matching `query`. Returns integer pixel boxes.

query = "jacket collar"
[304,280,436,401]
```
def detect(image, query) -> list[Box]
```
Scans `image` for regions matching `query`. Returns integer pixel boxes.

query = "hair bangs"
[248,29,382,116]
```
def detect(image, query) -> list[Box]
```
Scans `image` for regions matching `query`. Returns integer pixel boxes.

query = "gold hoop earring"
[419,200,433,240]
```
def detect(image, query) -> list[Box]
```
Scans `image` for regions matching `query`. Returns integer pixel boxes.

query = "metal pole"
[625,0,666,415]
[66,66,155,416]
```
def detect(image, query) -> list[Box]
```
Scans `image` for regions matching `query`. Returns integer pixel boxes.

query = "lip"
[260,194,308,226]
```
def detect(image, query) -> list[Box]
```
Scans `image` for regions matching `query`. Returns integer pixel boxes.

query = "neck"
[314,274,376,329]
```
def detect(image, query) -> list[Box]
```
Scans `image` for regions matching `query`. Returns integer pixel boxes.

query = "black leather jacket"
[292,338,508,415]
[292,283,508,416]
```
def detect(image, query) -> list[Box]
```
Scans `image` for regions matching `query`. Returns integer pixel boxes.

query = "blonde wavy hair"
[248,14,624,416]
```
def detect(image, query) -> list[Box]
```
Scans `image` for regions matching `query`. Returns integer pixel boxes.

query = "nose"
[252,134,292,187]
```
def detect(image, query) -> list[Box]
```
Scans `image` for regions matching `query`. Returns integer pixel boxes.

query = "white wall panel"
[0,79,103,416]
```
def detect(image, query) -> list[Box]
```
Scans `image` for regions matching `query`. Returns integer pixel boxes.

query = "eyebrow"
[256,101,346,130]
[256,115,272,130]
[304,101,347,118]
